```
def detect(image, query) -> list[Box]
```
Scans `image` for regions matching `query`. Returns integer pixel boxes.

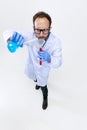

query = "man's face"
[33,17,51,40]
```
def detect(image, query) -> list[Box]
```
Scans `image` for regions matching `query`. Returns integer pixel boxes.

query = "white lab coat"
[3,30,62,86]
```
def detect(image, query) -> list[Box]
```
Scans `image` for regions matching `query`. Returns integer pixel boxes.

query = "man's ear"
[49,26,52,31]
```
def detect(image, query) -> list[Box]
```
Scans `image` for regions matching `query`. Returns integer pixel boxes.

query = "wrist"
[47,57,51,63]
[47,60,51,63]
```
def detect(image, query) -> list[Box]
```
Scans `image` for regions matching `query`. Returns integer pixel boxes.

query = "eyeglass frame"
[34,28,50,34]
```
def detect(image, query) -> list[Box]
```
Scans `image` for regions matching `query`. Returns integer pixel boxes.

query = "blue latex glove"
[11,32,24,47]
[7,32,24,53]
[38,51,51,62]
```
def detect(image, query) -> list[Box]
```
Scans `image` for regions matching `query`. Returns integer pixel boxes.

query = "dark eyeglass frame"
[34,28,50,34]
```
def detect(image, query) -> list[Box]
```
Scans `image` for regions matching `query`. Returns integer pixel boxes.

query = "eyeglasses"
[34,28,50,34]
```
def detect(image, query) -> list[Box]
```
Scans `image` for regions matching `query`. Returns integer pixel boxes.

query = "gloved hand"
[11,32,24,47]
[38,50,51,62]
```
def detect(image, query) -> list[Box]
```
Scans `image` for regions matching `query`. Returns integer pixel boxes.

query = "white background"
[0,0,87,130]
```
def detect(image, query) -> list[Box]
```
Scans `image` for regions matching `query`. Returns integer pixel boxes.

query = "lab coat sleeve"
[50,38,62,68]
[3,30,33,44]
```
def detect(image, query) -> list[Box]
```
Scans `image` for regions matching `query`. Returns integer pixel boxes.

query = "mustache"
[38,36,46,39]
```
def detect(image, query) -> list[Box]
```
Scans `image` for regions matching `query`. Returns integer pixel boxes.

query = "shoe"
[42,98,48,110]
[35,85,40,90]
[34,79,37,82]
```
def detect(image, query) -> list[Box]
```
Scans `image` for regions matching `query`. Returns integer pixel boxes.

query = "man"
[3,11,62,110]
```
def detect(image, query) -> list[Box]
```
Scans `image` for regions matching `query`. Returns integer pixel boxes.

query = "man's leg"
[41,85,48,110]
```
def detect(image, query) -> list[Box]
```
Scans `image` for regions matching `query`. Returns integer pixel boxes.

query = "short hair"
[33,11,52,26]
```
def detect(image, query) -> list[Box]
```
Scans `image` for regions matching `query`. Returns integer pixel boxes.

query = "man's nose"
[39,31,44,36]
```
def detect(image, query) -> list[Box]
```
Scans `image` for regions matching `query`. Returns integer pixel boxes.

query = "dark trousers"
[41,85,48,100]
